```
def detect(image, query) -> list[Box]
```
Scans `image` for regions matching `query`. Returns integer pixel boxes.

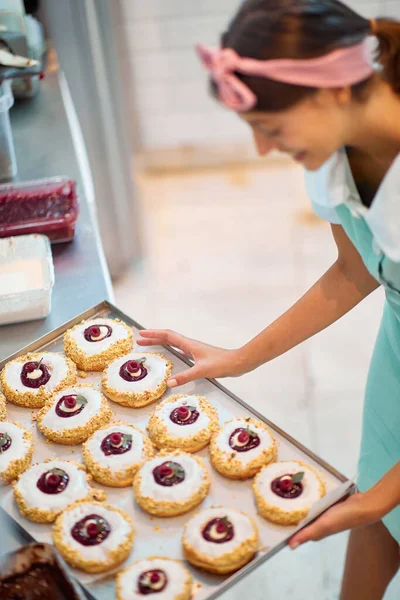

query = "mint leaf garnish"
[0,432,11,451]
[49,467,66,477]
[168,461,184,478]
[292,471,305,484]
[76,394,87,407]
[220,516,230,527]
[246,427,258,438]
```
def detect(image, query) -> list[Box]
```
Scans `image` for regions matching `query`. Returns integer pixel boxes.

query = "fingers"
[289,505,348,549]
[289,522,323,549]
[167,366,204,388]
[137,330,170,346]
[137,336,168,347]
[138,330,193,356]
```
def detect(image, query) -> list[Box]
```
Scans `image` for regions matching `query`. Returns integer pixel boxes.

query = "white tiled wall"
[122,0,399,155]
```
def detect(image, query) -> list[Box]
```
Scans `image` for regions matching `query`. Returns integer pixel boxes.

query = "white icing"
[184,507,255,558]
[118,558,189,600]
[138,453,207,502]
[153,395,211,439]
[59,503,132,563]
[255,461,322,511]
[86,425,145,470]
[40,387,102,432]
[15,460,90,511]
[4,353,69,395]
[105,353,168,394]
[214,419,274,465]
[68,319,131,356]
[0,422,31,473]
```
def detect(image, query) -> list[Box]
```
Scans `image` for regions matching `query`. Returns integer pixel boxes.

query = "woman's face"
[241,88,353,171]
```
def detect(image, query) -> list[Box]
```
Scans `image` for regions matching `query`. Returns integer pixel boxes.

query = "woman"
[137,1,400,597]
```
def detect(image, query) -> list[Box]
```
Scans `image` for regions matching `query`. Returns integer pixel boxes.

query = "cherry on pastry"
[110,432,122,446]
[216,521,227,534]
[83,324,112,342]
[86,522,99,537]
[159,465,173,478]
[237,430,249,444]
[279,475,293,492]
[119,358,148,382]
[177,406,189,420]
[138,569,168,594]
[64,396,77,409]
[47,473,61,488]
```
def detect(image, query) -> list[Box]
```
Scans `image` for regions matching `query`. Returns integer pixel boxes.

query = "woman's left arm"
[289,461,400,549]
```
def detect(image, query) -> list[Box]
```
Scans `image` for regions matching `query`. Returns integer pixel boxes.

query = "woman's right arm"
[137,224,380,387]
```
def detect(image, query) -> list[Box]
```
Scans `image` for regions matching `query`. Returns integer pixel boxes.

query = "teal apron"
[336,203,400,542]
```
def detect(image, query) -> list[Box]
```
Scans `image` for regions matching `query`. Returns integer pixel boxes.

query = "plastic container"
[0,80,17,181]
[0,233,55,325]
[0,177,79,242]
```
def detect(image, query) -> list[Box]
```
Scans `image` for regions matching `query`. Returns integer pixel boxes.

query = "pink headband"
[196,41,374,112]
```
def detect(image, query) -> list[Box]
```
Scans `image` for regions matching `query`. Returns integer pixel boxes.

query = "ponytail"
[375,18,400,94]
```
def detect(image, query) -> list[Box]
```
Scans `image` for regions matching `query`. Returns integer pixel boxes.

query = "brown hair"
[211,0,400,111]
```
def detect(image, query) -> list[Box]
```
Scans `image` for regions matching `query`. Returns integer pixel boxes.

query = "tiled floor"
[114,159,400,599]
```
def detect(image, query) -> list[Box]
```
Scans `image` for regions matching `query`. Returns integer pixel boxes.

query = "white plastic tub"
[0,234,55,325]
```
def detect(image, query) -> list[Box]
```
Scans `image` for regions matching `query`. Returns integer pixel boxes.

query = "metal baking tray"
[0,301,355,600]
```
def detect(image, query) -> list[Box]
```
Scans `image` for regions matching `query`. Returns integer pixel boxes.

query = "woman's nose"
[252,129,277,156]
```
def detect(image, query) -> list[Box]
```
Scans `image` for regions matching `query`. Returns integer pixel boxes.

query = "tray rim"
[0,300,356,600]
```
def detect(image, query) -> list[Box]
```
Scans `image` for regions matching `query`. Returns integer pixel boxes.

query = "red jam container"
[0,177,79,243]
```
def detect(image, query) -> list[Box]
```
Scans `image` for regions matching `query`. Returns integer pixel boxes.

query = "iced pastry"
[148,394,219,453]
[37,384,112,445]
[102,352,173,408]
[64,318,133,371]
[253,460,326,525]
[116,557,193,600]
[14,459,98,523]
[182,507,258,574]
[52,501,134,573]
[133,451,210,517]
[82,423,156,487]
[209,417,277,480]
[1,353,77,409]
[0,421,34,484]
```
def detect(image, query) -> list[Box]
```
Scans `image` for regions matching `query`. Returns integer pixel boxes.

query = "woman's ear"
[335,86,352,107]
[312,87,352,109]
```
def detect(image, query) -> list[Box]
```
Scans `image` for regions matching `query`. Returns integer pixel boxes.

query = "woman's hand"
[290,461,400,549]
[137,329,247,387]
[289,492,381,549]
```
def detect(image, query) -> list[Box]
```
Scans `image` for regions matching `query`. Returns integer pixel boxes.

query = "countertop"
[0,71,113,361]
[0,73,113,557]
